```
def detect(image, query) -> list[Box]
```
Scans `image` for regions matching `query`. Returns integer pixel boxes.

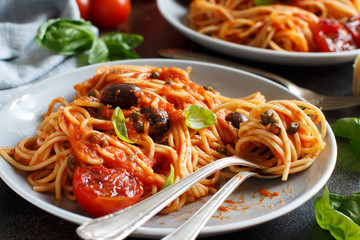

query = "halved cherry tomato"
[344,15,360,46]
[313,19,357,52]
[76,0,92,21]
[92,0,131,28]
[73,165,143,217]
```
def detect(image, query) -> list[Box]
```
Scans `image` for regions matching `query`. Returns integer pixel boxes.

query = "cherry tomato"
[76,0,92,21]
[92,0,131,28]
[344,15,360,46]
[313,19,357,52]
[73,165,143,217]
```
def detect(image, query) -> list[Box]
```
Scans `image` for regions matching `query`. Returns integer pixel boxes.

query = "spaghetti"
[0,65,326,216]
[187,0,360,52]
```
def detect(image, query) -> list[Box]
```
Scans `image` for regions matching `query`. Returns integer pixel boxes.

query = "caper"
[287,122,300,135]
[261,110,274,125]
[217,146,228,156]
[150,71,160,79]
[204,86,213,91]
[130,111,141,121]
[87,89,98,97]
[269,122,281,135]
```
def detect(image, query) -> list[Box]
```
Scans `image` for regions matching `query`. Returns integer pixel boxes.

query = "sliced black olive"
[287,122,300,135]
[150,72,160,79]
[141,106,170,142]
[101,83,142,109]
[225,112,248,129]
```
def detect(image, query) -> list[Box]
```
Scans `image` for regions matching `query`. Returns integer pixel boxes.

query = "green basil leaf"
[35,19,95,55]
[88,38,109,64]
[332,118,360,157]
[314,188,360,240]
[111,107,134,144]
[161,164,175,190]
[254,0,276,6]
[100,32,143,61]
[331,192,360,225]
[185,105,217,130]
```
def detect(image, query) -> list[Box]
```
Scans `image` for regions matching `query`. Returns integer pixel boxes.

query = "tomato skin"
[92,0,131,28]
[76,0,92,21]
[344,15,360,46]
[73,165,143,217]
[313,19,357,52]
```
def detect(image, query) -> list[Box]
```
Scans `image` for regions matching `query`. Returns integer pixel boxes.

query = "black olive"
[287,122,300,135]
[225,112,248,129]
[141,106,170,142]
[101,83,142,109]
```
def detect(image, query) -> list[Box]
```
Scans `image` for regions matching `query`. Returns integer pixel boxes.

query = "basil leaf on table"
[185,105,217,130]
[331,118,360,157]
[111,107,134,144]
[315,188,360,240]
[88,38,109,64]
[35,19,143,64]
[35,19,95,55]
[101,32,143,61]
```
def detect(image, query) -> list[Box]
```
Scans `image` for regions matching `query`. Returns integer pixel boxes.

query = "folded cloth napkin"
[0,0,80,109]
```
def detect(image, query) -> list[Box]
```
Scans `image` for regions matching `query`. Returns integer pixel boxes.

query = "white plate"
[0,59,336,238]
[157,0,360,66]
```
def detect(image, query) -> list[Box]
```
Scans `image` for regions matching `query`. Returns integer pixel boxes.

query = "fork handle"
[161,171,256,240]
[76,156,259,240]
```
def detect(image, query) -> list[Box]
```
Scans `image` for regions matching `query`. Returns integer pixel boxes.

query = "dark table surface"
[1,1,360,239]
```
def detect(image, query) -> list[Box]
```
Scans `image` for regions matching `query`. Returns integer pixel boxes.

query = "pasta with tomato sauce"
[187,0,360,52]
[0,65,326,217]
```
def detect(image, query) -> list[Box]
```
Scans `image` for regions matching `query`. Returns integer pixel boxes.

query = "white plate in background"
[157,0,360,66]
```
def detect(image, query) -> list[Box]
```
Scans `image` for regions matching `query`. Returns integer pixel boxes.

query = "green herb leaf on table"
[35,19,143,64]
[111,107,134,144]
[100,32,143,61]
[331,117,360,157]
[35,19,95,55]
[161,164,175,190]
[185,105,217,130]
[314,188,360,240]
[88,38,109,64]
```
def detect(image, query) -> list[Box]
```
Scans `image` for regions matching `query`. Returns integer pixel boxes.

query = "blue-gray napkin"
[0,0,80,109]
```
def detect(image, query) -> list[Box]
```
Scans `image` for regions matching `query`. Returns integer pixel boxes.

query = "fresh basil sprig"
[161,164,175,190]
[185,105,217,130]
[35,19,143,64]
[331,118,360,158]
[315,188,360,239]
[35,19,95,55]
[254,0,276,6]
[111,107,134,144]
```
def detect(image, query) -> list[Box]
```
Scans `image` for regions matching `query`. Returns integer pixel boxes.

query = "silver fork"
[158,49,360,111]
[76,155,276,240]
[162,171,278,240]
